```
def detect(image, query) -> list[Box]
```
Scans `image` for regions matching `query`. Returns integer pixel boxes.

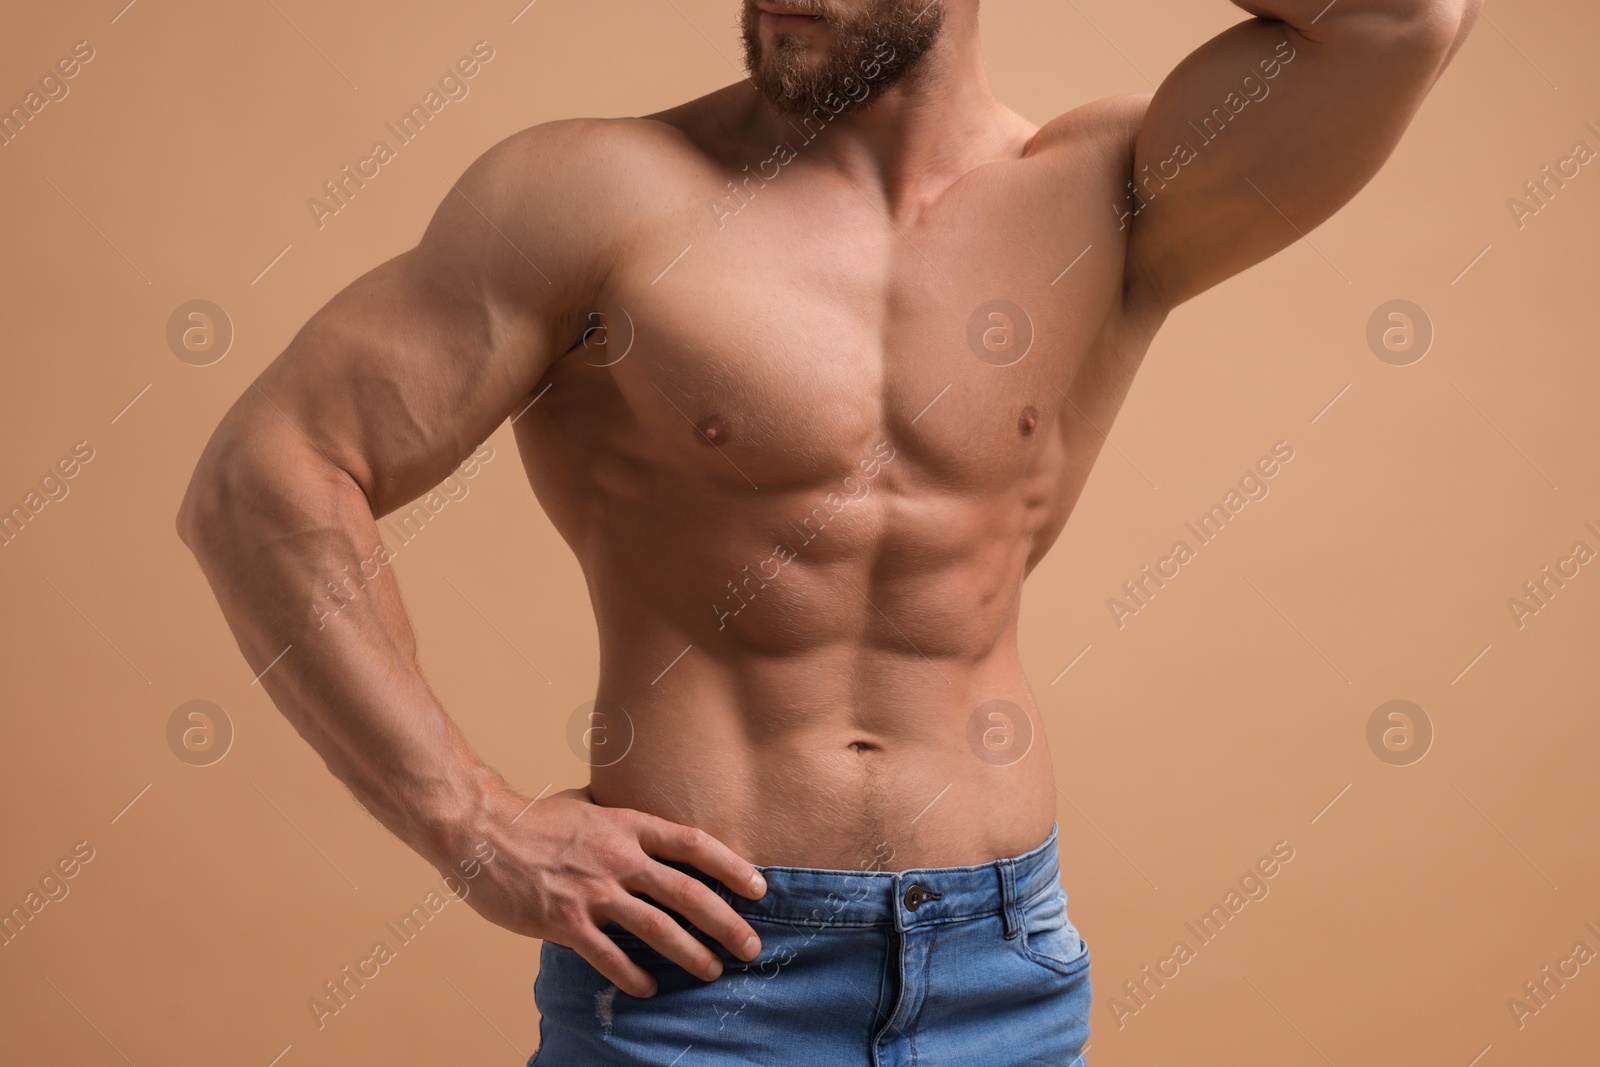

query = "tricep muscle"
[1121,2,1476,309]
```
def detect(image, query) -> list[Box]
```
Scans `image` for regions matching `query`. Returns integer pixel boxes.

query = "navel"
[1018,405,1039,436]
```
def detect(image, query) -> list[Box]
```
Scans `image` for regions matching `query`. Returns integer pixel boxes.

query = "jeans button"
[903,883,941,911]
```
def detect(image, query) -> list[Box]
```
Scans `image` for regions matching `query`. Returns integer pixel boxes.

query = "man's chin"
[740,0,941,117]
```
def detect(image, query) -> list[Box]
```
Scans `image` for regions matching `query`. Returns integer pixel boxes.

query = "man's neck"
[738,15,1033,215]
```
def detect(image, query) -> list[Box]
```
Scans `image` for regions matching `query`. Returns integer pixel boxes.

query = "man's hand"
[458,788,767,998]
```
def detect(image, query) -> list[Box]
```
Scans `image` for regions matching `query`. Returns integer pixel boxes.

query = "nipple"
[696,416,727,447]
[1018,405,1039,436]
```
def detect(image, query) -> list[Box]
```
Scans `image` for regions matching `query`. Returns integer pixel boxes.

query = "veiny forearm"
[177,396,519,867]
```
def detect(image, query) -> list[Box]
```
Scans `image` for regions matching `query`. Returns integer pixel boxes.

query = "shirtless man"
[178,1,1480,1062]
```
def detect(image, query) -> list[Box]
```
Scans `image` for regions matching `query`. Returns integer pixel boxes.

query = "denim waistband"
[674,823,1061,936]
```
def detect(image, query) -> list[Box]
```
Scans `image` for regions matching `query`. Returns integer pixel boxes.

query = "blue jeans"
[530,823,1092,1066]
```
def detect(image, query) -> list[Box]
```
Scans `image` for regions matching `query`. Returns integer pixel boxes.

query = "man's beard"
[740,1,945,117]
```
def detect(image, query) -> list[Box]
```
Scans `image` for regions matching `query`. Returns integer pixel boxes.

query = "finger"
[567,928,657,999]
[635,817,767,901]
[626,863,762,963]
[610,899,725,982]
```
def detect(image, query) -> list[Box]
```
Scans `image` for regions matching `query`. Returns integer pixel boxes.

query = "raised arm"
[176,119,765,998]
[1122,0,1481,309]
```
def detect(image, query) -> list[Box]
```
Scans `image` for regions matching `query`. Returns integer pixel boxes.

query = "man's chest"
[546,150,1134,491]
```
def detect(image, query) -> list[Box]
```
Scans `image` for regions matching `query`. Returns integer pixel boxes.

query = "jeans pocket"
[598,919,719,965]
[1018,885,1091,978]
[600,920,649,947]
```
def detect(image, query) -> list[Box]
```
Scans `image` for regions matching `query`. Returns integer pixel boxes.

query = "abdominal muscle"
[581,551,1061,873]
[521,379,1073,871]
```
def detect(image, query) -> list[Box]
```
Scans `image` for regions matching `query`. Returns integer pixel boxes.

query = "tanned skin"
[178,0,1480,999]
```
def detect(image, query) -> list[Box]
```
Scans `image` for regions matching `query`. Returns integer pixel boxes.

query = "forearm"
[177,398,521,867]
[1231,0,1480,45]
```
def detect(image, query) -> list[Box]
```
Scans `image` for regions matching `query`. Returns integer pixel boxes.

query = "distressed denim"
[529,823,1091,1066]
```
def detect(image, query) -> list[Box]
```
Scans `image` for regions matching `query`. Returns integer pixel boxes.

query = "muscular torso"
[512,87,1161,869]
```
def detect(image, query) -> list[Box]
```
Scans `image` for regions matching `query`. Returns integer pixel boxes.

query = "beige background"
[2,1,1597,1064]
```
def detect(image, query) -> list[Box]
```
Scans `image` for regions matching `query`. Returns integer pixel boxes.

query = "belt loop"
[999,859,1021,939]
